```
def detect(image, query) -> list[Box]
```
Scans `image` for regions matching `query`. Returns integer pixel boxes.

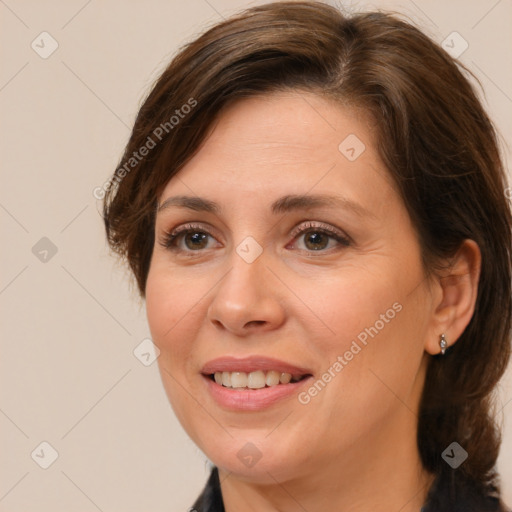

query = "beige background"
[1,0,511,510]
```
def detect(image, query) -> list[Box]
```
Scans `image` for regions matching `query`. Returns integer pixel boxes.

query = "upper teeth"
[214,370,299,389]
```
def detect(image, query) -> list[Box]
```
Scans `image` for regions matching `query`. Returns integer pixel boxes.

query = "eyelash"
[160,221,351,255]
[289,221,351,251]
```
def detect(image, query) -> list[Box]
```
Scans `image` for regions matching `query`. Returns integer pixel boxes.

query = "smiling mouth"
[209,370,311,390]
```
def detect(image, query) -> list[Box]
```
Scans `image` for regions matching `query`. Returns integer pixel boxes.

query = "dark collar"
[191,466,506,512]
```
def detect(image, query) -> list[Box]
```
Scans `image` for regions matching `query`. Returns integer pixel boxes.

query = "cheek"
[145,264,205,363]
[304,260,427,400]
[304,269,403,355]
[145,265,209,435]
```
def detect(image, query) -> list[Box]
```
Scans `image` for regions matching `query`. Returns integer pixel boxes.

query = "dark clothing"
[191,466,509,512]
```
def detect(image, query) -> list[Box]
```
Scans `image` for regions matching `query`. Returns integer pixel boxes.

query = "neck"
[219,407,434,512]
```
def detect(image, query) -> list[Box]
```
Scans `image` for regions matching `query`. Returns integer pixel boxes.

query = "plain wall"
[1,0,511,510]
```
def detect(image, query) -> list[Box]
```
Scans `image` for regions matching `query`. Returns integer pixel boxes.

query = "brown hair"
[103,1,512,507]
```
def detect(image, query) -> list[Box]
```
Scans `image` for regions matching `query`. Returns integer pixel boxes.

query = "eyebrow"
[157,193,373,218]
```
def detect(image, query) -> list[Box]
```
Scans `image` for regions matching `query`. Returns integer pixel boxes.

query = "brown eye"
[303,231,330,251]
[160,224,218,253]
[183,232,209,250]
[290,223,351,253]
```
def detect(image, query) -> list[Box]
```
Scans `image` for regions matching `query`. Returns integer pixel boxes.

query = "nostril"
[246,320,266,327]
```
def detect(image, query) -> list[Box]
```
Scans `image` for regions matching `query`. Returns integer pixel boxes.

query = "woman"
[103,2,512,510]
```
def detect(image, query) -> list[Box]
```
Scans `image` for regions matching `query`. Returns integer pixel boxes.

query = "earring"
[439,334,448,355]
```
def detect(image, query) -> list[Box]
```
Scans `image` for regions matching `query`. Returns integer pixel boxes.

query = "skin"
[145,91,481,512]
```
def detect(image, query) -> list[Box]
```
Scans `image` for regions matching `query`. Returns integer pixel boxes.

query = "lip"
[201,356,312,376]
[201,356,314,412]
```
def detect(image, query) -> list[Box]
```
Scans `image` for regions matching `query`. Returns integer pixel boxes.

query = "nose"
[206,252,286,336]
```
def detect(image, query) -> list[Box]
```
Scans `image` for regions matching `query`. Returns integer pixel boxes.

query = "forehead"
[158,91,395,216]
[196,92,374,163]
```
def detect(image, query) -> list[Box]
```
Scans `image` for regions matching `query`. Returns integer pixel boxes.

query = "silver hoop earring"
[439,334,448,355]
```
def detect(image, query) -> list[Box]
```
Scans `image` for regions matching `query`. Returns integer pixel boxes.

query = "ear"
[424,239,481,355]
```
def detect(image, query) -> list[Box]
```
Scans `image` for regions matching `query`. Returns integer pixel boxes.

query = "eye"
[160,223,219,253]
[289,221,351,252]
[159,220,351,255]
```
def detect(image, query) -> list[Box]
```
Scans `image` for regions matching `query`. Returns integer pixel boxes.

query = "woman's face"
[146,91,436,483]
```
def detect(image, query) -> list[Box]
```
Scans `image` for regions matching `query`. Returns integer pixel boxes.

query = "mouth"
[200,356,314,410]
[208,370,311,390]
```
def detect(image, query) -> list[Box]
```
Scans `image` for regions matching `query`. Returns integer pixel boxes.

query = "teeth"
[247,370,266,389]
[231,372,247,388]
[222,372,231,387]
[265,370,280,386]
[279,372,292,384]
[212,370,303,389]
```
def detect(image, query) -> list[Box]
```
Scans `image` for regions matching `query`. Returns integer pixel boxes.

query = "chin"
[198,429,308,484]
